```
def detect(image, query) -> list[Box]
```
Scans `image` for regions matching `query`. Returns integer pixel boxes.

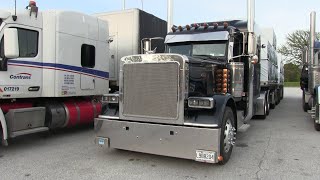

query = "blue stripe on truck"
[8,60,109,79]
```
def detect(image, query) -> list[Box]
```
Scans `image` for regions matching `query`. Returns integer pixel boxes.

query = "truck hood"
[0,10,11,20]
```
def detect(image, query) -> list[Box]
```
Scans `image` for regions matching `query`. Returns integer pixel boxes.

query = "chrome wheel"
[223,119,236,153]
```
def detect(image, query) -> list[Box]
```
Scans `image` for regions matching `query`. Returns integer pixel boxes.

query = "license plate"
[98,138,105,145]
[196,150,217,163]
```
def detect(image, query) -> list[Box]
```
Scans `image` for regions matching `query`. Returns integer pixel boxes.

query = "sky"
[0,0,319,46]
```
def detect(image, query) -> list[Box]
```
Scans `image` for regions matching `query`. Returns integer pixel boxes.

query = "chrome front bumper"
[95,118,221,163]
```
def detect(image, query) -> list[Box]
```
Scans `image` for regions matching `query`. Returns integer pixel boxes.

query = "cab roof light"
[186,24,191,31]
[203,23,209,29]
[171,26,177,32]
[191,23,199,29]
[213,23,219,29]
[178,26,183,32]
[29,0,37,7]
[223,22,229,29]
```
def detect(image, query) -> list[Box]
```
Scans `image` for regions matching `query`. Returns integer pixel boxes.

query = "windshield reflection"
[167,42,227,58]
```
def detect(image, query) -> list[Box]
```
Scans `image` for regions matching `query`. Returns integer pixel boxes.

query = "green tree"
[278,30,320,65]
[284,63,300,82]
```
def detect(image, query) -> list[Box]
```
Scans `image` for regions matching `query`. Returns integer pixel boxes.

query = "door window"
[81,44,95,68]
[17,28,39,57]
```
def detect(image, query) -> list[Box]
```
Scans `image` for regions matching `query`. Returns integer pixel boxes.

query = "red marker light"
[213,23,218,29]
[223,22,229,29]
[203,23,209,29]
[29,0,37,6]
[192,23,199,29]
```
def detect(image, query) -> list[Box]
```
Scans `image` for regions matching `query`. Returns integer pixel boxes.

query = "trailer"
[260,28,283,116]
[95,0,280,164]
[301,12,320,131]
[0,1,109,145]
[95,9,167,92]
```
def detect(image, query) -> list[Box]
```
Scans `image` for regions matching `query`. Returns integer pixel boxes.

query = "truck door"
[80,44,96,90]
[0,26,42,98]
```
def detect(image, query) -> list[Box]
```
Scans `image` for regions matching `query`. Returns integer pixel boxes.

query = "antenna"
[12,0,17,21]
[123,0,126,10]
[141,0,144,10]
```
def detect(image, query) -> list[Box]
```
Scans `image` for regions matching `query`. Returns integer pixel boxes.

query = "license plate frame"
[195,150,217,163]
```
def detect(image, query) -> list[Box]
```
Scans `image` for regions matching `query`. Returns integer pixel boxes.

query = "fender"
[0,108,8,146]
[195,94,236,128]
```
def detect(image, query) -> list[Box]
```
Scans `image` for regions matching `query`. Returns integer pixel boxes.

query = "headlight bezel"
[102,94,120,104]
[188,97,215,109]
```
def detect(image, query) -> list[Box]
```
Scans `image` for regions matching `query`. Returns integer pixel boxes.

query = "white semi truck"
[95,0,280,164]
[0,2,109,145]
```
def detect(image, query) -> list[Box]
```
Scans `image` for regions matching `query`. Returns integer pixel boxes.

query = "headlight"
[188,97,215,109]
[102,94,119,104]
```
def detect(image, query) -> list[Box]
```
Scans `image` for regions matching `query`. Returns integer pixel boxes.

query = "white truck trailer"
[0,2,109,145]
[95,9,167,92]
[260,28,283,115]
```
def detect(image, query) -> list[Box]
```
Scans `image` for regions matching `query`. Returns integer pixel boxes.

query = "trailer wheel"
[219,107,235,165]
[302,92,310,112]
[275,90,280,105]
[315,120,320,131]
[266,93,270,116]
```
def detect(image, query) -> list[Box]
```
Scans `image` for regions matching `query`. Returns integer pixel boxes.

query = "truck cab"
[0,3,109,145]
[95,20,265,164]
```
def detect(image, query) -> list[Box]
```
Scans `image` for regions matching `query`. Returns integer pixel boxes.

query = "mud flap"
[0,108,8,146]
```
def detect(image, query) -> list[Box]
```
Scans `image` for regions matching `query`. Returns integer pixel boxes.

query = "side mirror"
[4,28,19,59]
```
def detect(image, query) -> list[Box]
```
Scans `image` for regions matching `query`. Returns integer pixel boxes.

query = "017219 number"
[4,87,20,92]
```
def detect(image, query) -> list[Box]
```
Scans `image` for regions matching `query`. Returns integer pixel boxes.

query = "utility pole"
[167,0,173,33]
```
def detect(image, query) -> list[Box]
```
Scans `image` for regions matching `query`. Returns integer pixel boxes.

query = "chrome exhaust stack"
[244,0,255,122]
[310,11,316,65]
[247,0,255,55]
[167,0,173,33]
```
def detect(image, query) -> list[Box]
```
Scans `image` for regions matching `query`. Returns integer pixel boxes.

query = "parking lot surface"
[1,88,320,180]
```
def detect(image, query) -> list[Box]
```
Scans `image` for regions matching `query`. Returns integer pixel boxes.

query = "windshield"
[167,42,227,58]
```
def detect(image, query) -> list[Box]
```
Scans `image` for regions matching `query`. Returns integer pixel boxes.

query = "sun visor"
[165,31,229,44]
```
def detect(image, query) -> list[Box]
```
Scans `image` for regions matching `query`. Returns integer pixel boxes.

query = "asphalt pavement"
[1,87,320,180]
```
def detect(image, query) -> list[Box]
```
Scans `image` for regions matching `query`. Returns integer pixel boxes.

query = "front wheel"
[219,107,235,165]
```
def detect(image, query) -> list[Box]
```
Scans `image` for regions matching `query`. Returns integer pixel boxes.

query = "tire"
[280,87,284,100]
[275,91,279,105]
[270,103,276,109]
[266,93,270,116]
[302,92,309,112]
[219,107,235,165]
[315,121,320,131]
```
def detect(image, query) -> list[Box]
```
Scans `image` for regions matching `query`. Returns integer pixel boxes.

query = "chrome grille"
[123,62,179,119]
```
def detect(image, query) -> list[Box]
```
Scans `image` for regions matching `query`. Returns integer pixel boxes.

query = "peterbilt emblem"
[10,73,32,80]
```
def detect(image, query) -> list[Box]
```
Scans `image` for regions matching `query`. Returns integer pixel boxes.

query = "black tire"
[218,107,235,165]
[275,91,279,105]
[315,122,320,131]
[266,93,270,116]
[302,92,309,112]
[280,87,284,100]
[270,103,276,109]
